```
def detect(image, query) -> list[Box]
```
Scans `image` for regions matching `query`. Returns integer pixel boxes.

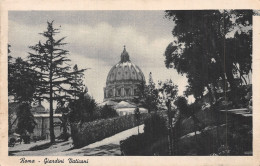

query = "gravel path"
[9,125,144,156]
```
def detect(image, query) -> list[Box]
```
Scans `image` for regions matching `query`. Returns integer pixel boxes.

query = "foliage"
[71,113,150,148]
[68,92,97,123]
[22,135,31,144]
[143,113,168,141]
[120,134,148,155]
[120,113,168,155]
[68,94,118,124]
[70,64,85,100]
[15,103,36,135]
[158,79,178,100]
[56,132,71,141]
[56,100,70,141]
[28,21,86,143]
[8,46,39,103]
[164,10,253,105]
[59,110,70,140]
[226,124,252,155]
[139,72,159,112]
[174,96,189,117]
[134,107,141,134]
[134,107,141,120]
[136,73,178,112]
[99,104,118,119]
[8,45,38,137]
[32,135,46,142]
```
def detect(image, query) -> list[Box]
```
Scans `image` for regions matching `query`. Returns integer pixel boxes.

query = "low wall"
[179,108,252,137]
[70,113,151,148]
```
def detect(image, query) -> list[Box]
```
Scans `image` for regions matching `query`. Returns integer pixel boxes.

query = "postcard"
[1,0,260,166]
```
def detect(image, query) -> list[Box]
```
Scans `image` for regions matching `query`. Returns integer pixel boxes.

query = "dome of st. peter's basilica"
[104,46,146,102]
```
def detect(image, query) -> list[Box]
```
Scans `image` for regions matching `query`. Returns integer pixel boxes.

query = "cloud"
[8,15,187,103]
[9,16,174,68]
[60,22,173,68]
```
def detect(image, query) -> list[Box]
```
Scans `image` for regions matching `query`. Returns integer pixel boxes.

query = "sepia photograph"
[6,10,256,157]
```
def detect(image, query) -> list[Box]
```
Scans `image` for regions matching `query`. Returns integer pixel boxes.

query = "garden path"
[9,124,144,156]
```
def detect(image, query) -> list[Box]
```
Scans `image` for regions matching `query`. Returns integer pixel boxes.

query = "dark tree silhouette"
[15,103,36,136]
[164,10,253,105]
[28,21,86,143]
[138,72,159,112]
[8,45,38,136]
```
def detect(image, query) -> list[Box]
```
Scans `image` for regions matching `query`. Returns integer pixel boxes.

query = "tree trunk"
[62,117,68,135]
[167,100,173,155]
[226,65,238,106]
[137,124,139,135]
[206,84,215,105]
[49,91,55,143]
[49,47,55,143]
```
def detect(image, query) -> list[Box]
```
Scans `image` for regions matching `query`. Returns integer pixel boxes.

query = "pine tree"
[70,65,85,100]
[28,21,86,143]
[141,72,159,112]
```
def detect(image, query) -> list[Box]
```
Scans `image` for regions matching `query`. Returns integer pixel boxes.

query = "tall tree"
[9,57,39,102]
[70,64,85,100]
[68,90,97,123]
[28,21,86,143]
[164,10,253,105]
[158,79,178,101]
[141,72,159,112]
[8,44,38,136]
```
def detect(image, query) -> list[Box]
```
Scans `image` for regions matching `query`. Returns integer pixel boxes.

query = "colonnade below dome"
[103,83,140,102]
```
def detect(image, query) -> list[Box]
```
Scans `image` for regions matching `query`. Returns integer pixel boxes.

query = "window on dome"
[134,88,138,96]
[108,89,113,97]
[116,89,121,97]
[125,88,130,96]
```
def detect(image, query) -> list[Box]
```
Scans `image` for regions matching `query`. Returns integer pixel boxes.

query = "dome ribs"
[104,47,146,102]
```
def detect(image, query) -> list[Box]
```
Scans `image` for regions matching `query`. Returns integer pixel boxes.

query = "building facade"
[8,103,64,140]
[104,46,146,102]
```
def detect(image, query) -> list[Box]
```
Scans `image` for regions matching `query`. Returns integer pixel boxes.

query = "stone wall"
[176,108,252,155]
[70,113,151,148]
[179,108,252,137]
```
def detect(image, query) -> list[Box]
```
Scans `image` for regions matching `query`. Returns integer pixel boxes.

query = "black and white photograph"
[4,9,257,158]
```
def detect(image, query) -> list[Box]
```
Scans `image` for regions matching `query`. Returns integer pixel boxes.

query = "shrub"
[120,134,148,155]
[22,135,30,144]
[56,132,71,141]
[100,104,118,119]
[144,113,168,141]
[71,113,151,148]
[68,94,97,123]
[32,136,46,142]
[174,96,189,117]
[15,103,36,135]
[68,96,118,124]
[188,102,201,114]
[120,113,168,155]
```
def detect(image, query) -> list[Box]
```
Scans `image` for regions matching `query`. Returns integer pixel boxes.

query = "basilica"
[104,46,146,102]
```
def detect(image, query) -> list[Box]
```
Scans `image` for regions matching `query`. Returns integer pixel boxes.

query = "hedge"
[70,113,151,148]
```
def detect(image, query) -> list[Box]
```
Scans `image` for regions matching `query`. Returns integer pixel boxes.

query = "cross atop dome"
[120,45,130,63]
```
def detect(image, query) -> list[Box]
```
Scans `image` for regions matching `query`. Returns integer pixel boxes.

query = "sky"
[8,11,189,106]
